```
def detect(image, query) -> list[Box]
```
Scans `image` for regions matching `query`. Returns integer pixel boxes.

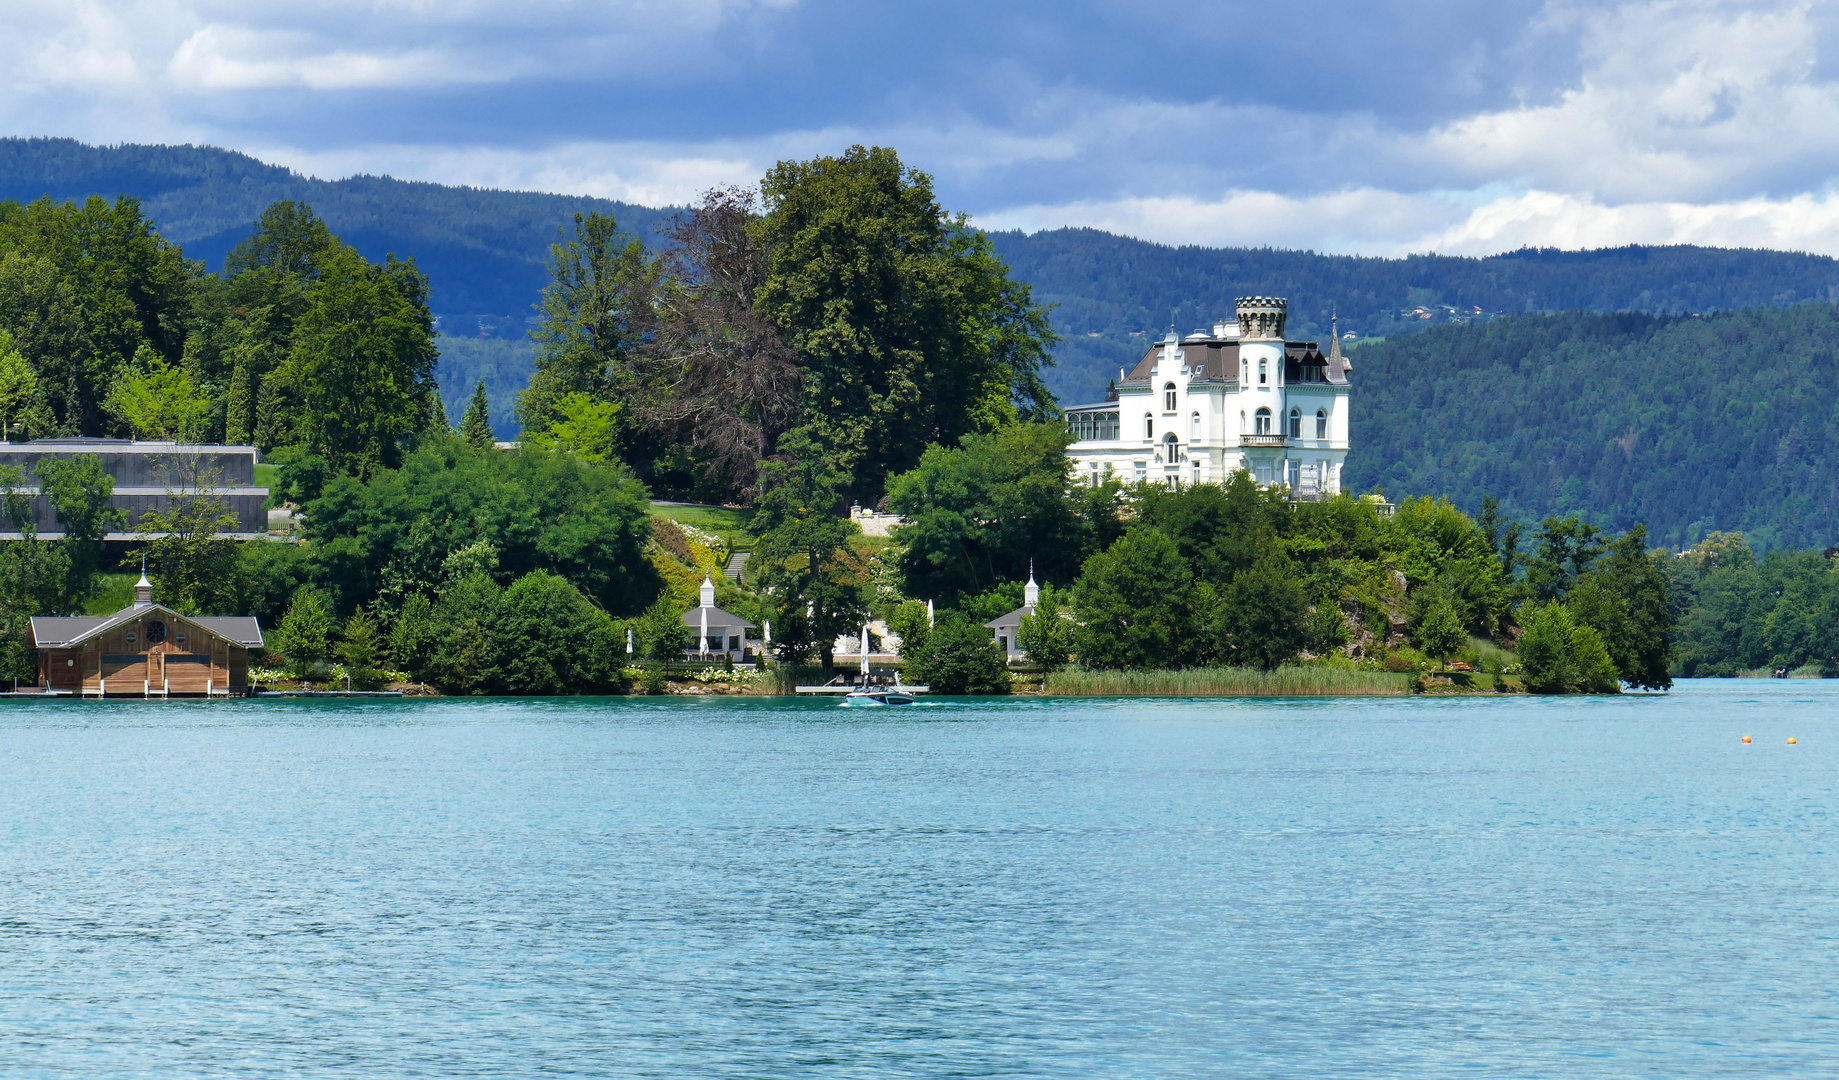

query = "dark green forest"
[13,139,1839,415]
[990,229,1839,402]
[0,138,680,317]
[1346,306,1839,551]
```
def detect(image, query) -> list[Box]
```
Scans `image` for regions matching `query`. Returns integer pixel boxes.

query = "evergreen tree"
[334,611,384,689]
[516,212,657,445]
[459,380,494,449]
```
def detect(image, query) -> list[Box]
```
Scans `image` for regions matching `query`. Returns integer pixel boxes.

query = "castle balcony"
[1239,434,1288,448]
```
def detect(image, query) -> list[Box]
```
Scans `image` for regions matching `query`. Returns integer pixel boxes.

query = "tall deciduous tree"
[272,245,441,476]
[646,187,801,498]
[754,145,1056,502]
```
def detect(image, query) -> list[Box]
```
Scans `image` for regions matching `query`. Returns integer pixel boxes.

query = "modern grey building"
[0,439,269,539]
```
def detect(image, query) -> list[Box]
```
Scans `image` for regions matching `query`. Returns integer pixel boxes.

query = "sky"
[8,0,1839,256]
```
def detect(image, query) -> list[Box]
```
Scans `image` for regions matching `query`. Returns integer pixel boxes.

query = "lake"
[1,682,1833,1077]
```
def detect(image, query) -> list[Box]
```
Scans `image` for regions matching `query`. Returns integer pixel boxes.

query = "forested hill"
[1346,305,1839,550]
[0,138,680,320]
[988,229,1839,403]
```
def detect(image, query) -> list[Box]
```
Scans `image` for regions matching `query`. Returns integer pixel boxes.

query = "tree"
[635,593,690,662]
[272,244,440,476]
[476,571,624,695]
[644,185,801,499]
[0,329,37,442]
[1411,590,1467,662]
[104,344,210,440]
[303,436,658,617]
[459,380,495,450]
[389,593,441,680]
[909,611,1011,694]
[1071,527,1205,670]
[1518,602,1620,694]
[334,611,385,689]
[425,571,503,694]
[36,454,125,611]
[517,212,658,446]
[885,423,1095,604]
[755,145,1056,502]
[1525,517,1606,601]
[139,492,240,616]
[275,590,335,679]
[1566,525,1674,689]
[1216,559,1310,671]
[751,429,865,670]
[886,599,932,667]
[1016,599,1074,671]
[521,392,620,464]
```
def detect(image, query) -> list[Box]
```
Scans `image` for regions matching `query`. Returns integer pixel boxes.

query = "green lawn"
[254,463,279,491]
[649,502,757,550]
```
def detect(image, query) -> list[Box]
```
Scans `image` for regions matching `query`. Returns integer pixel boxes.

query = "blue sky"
[9,0,1839,255]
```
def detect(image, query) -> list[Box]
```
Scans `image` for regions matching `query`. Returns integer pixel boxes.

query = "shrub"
[910,611,1011,694]
[1519,602,1621,693]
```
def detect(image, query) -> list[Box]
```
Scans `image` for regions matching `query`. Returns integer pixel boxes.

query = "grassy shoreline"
[1042,666,1419,697]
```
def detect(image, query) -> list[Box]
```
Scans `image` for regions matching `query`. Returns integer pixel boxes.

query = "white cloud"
[980,186,1839,259]
[1418,0,1839,202]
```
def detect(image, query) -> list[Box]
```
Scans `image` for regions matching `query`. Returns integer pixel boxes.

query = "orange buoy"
[1742,735,1752,744]
[1788,737,1798,745]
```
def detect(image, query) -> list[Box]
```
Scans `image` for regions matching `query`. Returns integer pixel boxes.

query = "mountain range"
[7,137,1839,544]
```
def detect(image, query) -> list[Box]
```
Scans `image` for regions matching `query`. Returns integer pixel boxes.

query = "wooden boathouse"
[28,573,263,697]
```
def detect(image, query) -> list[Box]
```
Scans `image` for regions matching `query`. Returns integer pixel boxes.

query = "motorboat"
[842,687,916,706]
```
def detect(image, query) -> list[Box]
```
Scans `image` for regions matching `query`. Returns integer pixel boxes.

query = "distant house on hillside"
[1062,297,1352,496]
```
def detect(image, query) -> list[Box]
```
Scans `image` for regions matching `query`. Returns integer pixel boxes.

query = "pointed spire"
[699,574,716,608]
[133,553,152,608]
[1024,560,1040,608]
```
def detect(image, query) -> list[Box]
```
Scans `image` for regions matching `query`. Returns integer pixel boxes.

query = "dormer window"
[1164,383,1177,411]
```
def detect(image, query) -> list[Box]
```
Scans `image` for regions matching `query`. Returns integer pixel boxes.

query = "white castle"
[1063,297,1351,496]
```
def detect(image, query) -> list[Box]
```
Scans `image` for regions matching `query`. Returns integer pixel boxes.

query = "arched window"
[1164,382,1177,411]
[1254,407,1272,435]
[1288,408,1301,438]
[1258,359,1268,385]
[1164,432,1180,461]
[1316,409,1327,439]
[1191,411,1201,436]
[1145,414,1154,440]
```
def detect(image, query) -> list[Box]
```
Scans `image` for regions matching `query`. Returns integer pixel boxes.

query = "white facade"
[1064,297,1352,496]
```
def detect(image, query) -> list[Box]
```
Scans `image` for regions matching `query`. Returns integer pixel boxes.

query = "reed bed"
[743,665,828,696]
[1043,665,1415,697]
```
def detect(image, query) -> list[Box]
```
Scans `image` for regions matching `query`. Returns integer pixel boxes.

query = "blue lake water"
[0,682,1834,1078]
